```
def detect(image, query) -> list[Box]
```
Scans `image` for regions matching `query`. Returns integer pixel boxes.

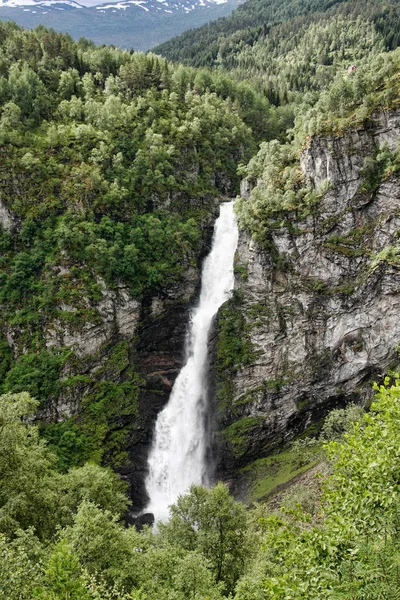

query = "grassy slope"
[240,448,320,502]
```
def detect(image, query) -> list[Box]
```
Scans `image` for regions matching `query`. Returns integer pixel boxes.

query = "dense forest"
[155,0,400,110]
[1,0,400,596]
[154,0,400,73]
[3,380,400,599]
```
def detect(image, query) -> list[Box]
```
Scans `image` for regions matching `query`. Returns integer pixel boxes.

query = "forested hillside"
[155,0,400,102]
[2,0,400,596]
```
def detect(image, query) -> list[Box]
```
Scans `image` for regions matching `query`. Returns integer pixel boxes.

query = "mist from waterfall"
[145,200,238,522]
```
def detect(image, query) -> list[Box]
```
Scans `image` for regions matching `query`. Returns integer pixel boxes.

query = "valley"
[1,0,400,597]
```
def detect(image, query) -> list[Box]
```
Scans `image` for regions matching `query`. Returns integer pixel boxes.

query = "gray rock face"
[213,110,400,483]
[0,196,17,231]
[44,281,141,358]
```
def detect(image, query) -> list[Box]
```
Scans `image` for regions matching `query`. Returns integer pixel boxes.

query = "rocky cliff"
[212,109,400,495]
[0,190,218,512]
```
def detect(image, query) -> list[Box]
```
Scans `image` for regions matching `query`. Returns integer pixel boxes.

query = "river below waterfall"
[145,200,238,522]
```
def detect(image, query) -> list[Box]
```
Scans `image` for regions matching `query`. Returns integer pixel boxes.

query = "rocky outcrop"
[212,110,400,491]
[44,281,141,358]
[0,197,17,232]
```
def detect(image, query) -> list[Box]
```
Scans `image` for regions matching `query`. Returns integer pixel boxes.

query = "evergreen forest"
[1,0,400,597]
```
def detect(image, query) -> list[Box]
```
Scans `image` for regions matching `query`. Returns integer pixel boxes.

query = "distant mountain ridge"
[0,0,230,13]
[0,0,243,49]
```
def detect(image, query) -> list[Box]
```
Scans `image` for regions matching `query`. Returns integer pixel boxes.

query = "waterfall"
[145,200,238,522]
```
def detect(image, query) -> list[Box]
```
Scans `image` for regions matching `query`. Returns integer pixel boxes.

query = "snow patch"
[96,3,128,8]
[0,0,82,8]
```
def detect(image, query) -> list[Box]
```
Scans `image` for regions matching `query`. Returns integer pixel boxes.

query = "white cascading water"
[145,200,238,522]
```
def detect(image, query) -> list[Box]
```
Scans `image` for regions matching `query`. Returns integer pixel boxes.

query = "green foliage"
[241,448,320,502]
[323,377,400,534]
[156,0,400,113]
[0,529,43,600]
[78,342,141,467]
[235,44,400,244]
[61,463,128,520]
[297,48,400,136]
[41,421,94,472]
[231,378,400,599]
[216,293,255,372]
[159,483,249,595]
[370,244,400,271]
[3,348,70,402]
[227,15,385,104]
[0,23,263,323]
[2,385,400,599]
[236,138,330,242]
[170,551,224,600]
[0,392,60,539]
[359,143,400,192]
[0,333,12,382]
[62,501,139,588]
[0,392,128,540]
[55,213,202,297]
[34,540,91,600]
[0,339,141,470]
[223,416,265,459]
[38,341,142,470]
[319,402,364,442]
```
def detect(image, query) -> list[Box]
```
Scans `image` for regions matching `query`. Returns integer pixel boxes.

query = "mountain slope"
[0,0,243,49]
[154,0,400,72]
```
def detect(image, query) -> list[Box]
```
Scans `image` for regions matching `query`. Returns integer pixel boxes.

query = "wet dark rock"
[126,510,155,530]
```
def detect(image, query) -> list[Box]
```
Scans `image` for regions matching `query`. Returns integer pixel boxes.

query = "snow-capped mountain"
[0,0,83,10]
[94,0,229,15]
[0,0,230,14]
[0,0,243,49]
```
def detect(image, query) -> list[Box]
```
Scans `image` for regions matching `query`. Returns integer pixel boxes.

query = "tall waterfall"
[145,200,238,522]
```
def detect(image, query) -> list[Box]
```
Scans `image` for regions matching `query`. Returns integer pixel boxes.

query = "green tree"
[0,529,43,600]
[0,392,60,539]
[61,463,128,521]
[34,540,91,600]
[172,551,224,600]
[160,483,249,594]
[8,63,50,121]
[62,501,143,590]
[0,392,130,540]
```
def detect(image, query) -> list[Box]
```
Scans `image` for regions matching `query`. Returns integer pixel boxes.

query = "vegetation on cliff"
[236,46,400,242]
[0,21,271,467]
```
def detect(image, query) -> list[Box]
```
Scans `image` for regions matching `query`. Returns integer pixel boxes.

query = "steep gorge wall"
[212,110,400,493]
[0,192,219,512]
